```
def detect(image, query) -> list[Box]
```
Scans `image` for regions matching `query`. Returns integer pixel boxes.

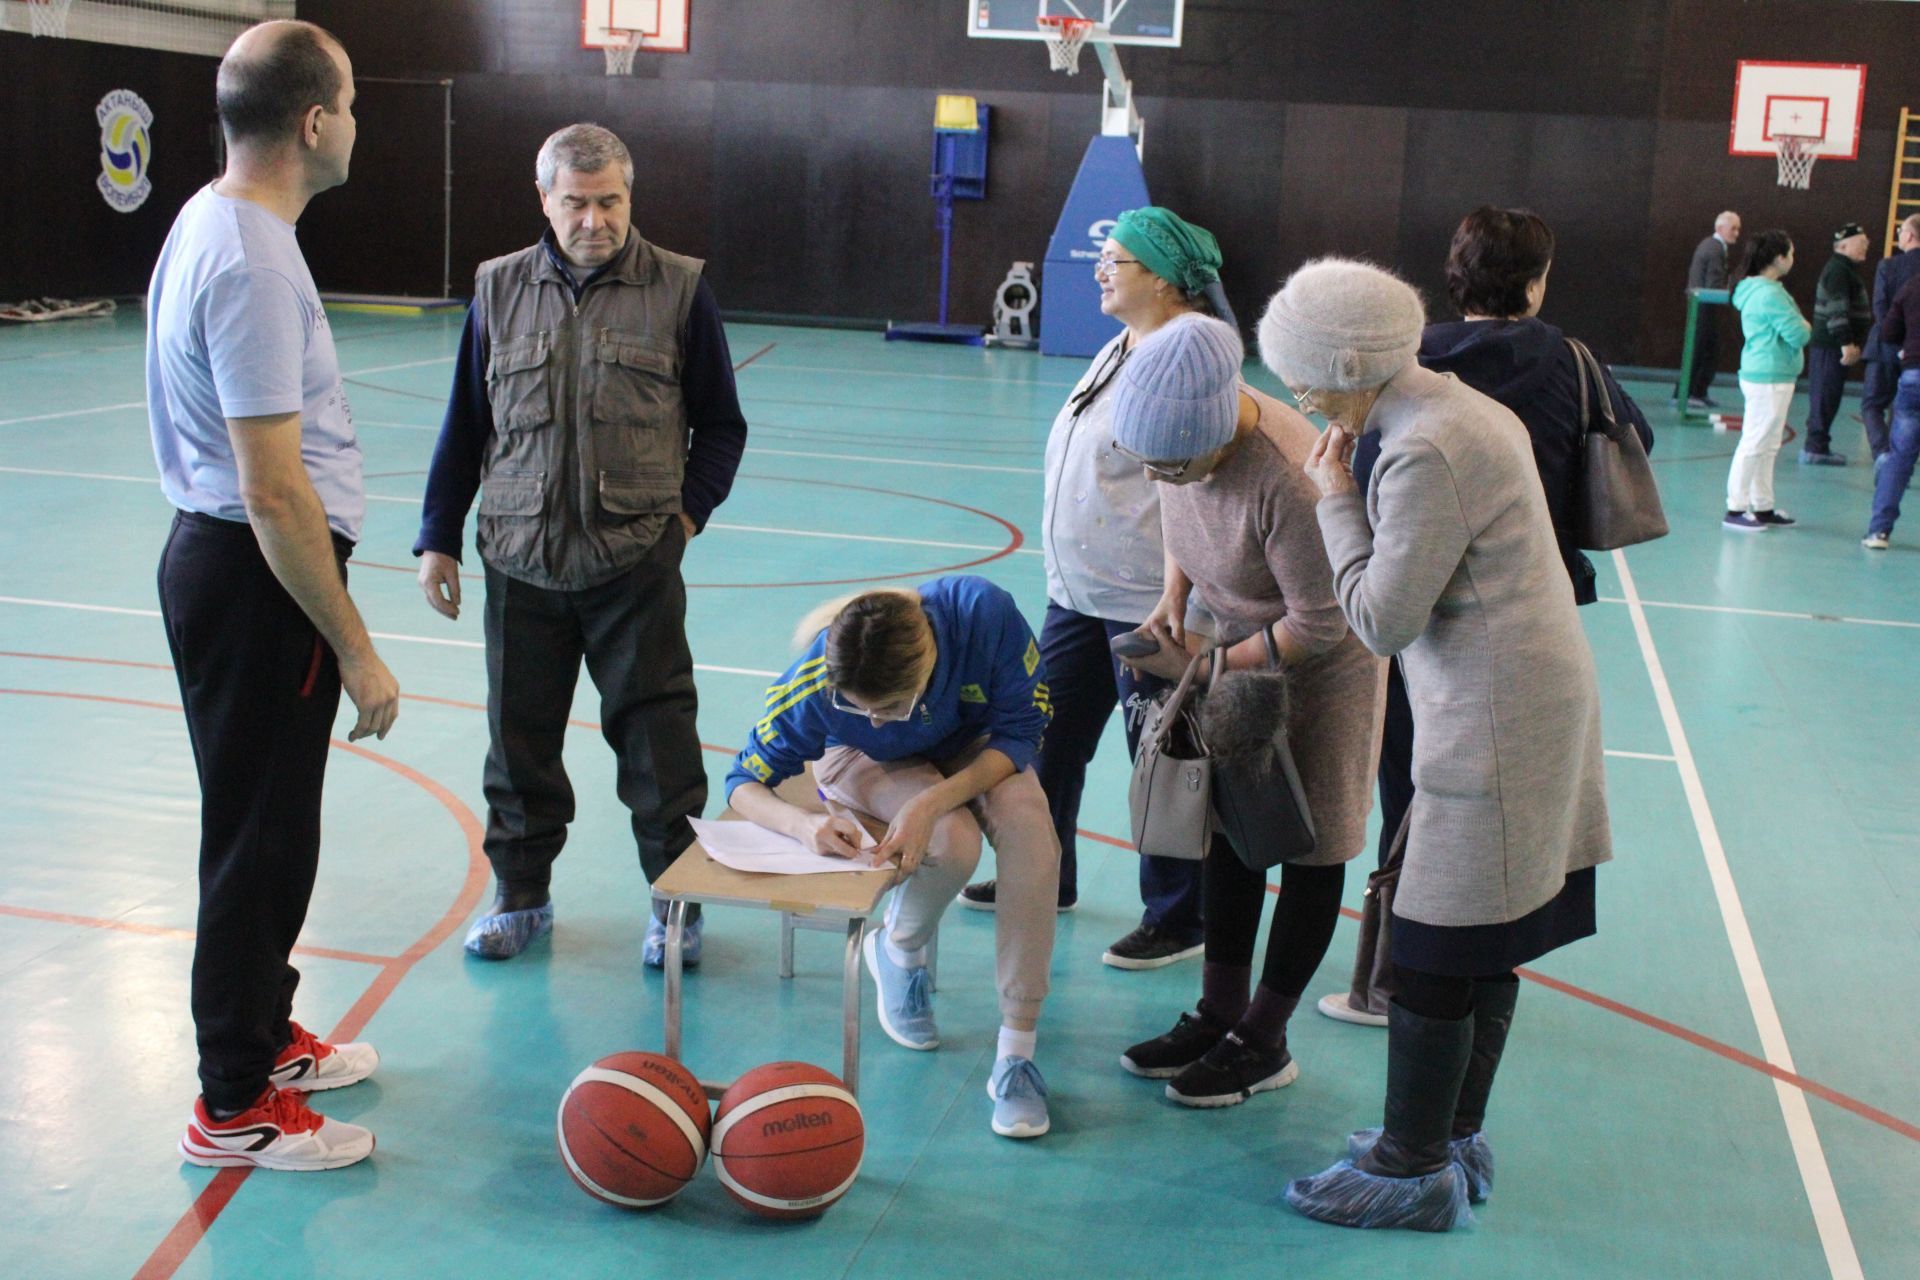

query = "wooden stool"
[651,768,936,1098]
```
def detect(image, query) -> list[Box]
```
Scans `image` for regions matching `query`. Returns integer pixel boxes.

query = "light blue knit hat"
[1110,314,1244,462]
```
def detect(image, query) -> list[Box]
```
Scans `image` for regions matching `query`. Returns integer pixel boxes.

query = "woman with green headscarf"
[958,206,1229,971]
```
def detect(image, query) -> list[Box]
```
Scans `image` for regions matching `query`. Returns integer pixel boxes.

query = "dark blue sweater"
[412,232,748,562]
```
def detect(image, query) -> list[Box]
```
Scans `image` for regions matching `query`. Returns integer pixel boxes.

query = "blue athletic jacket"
[723,576,1051,802]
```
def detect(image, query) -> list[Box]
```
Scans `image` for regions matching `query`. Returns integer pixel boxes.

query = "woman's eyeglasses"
[830,686,924,724]
[1111,439,1192,480]
[1093,255,1143,278]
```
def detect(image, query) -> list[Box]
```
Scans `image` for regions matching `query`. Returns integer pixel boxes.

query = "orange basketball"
[711,1061,865,1219]
[556,1051,711,1209]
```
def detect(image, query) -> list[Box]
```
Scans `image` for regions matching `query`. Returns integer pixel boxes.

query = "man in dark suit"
[1862,215,1920,461]
[1683,210,1741,409]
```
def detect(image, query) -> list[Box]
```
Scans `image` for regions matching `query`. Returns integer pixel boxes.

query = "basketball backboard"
[583,0,689,53]
[1729,61,1865,159]
[966,0,1183,47]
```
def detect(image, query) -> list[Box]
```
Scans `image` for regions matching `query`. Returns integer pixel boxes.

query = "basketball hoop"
[1774,133,1819,189]
[603,27,641,76]
[27,0,75,39]
[1037,14,1096,75]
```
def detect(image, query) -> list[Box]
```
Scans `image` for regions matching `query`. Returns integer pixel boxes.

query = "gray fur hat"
[1110,313,1244,461]
[1257,257,1426,391]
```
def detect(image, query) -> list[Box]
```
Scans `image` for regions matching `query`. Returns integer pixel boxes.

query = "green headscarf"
[1111,207,1223,294]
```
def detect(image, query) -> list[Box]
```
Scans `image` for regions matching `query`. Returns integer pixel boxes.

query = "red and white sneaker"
[268,1021,379,1092]
[179,1086,375,1171]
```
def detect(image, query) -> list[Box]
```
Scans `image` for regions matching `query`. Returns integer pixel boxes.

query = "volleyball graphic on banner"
[96,90,154,213]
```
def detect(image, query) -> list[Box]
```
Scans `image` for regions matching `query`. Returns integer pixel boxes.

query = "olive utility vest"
[474,231,703,590]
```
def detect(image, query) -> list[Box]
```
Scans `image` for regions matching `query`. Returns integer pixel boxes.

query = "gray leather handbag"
[1127,653,1213,860]
[1567,337,1669,550]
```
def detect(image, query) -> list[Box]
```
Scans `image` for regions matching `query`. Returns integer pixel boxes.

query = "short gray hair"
[535,123,633,192]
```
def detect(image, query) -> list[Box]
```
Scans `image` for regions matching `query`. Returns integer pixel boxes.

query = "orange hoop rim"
[1036,14,1096,35]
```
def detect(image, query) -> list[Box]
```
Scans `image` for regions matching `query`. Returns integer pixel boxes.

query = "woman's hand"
[801,812,868,859]
[1305,423,1360,499]
[874,790,943,881]
[1120,618,1202,680]
[1141,582,1190,646]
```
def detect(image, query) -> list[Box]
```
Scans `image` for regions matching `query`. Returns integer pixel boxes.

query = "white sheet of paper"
[689,816,882,876]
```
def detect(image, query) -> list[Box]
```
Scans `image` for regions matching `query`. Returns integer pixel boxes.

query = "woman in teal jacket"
[1725,230,1813,531]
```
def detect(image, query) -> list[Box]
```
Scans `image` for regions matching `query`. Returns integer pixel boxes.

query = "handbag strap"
[1564,337,1619,444]
[1150,651,1212,752]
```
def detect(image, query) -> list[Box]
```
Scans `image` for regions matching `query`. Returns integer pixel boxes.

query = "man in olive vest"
[414,123,747,966]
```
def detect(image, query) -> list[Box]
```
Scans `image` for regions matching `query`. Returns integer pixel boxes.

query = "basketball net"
[603,28,641,77]
[1774,134,1818,190]
[1037,15,1096,75]
[27,0,75,39]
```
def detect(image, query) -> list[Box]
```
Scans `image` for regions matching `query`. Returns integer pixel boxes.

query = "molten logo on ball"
[761,1111,835,1137]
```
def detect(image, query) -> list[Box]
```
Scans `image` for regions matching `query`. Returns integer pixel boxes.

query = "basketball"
[711,1062,865,1219]
[556,1051,711,1209]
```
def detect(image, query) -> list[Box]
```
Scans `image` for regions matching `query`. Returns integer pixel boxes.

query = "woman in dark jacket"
[1316,207,1652,1028]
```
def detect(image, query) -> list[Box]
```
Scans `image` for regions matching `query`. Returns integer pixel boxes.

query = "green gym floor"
[1,309,1915,1279]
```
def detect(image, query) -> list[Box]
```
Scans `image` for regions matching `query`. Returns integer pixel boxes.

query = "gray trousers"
[815,740,1060,1029]
[480,524,705,891]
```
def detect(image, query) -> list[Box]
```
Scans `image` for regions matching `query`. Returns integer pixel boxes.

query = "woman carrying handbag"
[1107,314,1385,1109]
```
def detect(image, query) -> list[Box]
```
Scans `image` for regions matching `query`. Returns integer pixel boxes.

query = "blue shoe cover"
[463,903,553,959]
[1285,1157,1473,1231]
[1345,1128,1494,1203]
[642,914,702,969]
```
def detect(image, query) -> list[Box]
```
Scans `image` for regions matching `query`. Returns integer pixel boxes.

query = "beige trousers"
[814,740,1060,1028]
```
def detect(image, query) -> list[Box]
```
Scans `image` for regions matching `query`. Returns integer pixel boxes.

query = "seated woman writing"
[723,575,1061,1139]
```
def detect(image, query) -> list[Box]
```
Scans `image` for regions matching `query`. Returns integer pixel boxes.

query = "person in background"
[1683,210,1741,410]
[1106,314,1382,1108]
[413,123,748,968]
[725,578,1061,1139]
[1264,258,1610,1232]
[1862,215,1920,462]
[1861,271,1920,550]
[1725,230,1812,531]
[1317,206,1650,1028]
[959,206,1222,974]
[1801,222,1872,465]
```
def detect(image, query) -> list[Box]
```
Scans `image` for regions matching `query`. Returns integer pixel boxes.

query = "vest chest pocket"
[488,335,554,432]
[592,336,679,425]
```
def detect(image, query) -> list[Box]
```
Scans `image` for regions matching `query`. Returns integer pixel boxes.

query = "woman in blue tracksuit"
[725,575,1060,1139]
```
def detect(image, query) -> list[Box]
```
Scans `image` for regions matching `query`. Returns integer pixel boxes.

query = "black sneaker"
[1121,1008,1230,1078]
[955,879,1077,913]
[1753,509,1798,527]
[1102,922,1204,970]
[1165,1032,1298,1108]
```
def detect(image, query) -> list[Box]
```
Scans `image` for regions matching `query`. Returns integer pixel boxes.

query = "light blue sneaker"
[643,913,703,969]
[987,1055,1051,1138]
[463,903,553,959]
[862,929,938,1050]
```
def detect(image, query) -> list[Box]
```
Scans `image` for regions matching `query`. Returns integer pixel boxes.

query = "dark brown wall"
[10,0,1920,366]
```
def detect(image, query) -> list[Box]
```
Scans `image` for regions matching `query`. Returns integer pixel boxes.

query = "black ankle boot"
[1355,1000,1474,1178]
[1451,977,1518,1140]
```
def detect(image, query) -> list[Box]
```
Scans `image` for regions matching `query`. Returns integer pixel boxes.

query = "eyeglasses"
[1111,438,1192,480]
[1286,384,1325,419]
[830,684,924,725]
[1093,255,1143,278]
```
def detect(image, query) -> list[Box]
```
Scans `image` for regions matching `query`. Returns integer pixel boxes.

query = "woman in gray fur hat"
[1265,258,1612,1232]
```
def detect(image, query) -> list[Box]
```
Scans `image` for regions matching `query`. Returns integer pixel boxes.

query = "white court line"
[345,355,456,377]
[355,419,439,431]
[0,401,145,427]
[0,597,777,679]
[0,466,155,484]
[1611,550,1862,1280]
[1602,749,1677,761]
[740,360,1082,388]
[744,446,1042,476]
[1599,595,1920,631]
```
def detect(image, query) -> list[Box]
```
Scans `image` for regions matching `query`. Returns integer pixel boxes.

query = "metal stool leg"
[663,898,688,1061]
[779,911,796,979]
[841,915,864,1096]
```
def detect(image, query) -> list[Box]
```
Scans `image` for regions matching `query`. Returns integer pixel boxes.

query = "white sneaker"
[268,1021,379,1092]
[180,1086,375,1170]
[1863,531,1890,550]
[1316,991,1389,1027]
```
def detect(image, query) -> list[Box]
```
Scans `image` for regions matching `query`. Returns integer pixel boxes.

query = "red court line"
[0,685,486,1278]
[8,657,1917,1155]
[731,341,777,372]
[0,904,396,967]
